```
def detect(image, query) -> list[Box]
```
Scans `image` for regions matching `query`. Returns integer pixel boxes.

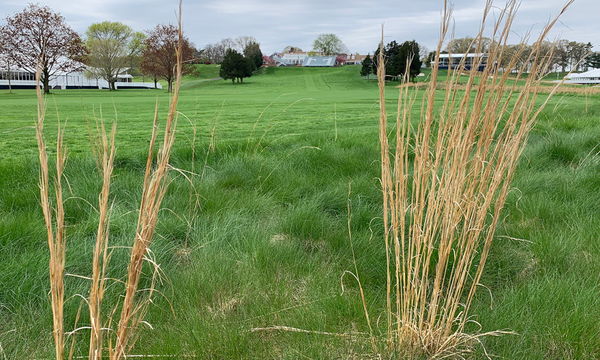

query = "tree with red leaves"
[141,24,194,92]
[3,4,86,93]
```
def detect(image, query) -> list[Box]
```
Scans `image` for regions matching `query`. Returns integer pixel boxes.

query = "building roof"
[281,52,309,58]
[347,54,368,61]
[303,56,337,67]
[438,53,487,58]
[565,68,600,79]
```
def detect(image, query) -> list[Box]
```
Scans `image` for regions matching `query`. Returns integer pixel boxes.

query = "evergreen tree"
[399,40,422,80]
[243,41,263,70]
[360,54,373,78]
[220,49,254,83]
[373,40,422,81]
[585,52,600,69]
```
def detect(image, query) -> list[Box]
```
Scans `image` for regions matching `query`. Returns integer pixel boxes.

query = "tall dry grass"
[35,65,67,360]
[35,3,185,359]
[110,4,184,358]
[88,119,116,360]
[376,0,572,357]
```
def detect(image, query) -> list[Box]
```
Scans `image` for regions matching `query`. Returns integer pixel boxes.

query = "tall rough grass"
[35,3,185,359]
[110,6,183,358]
[88,119,116,360]
[376,0,572,357]
[35,65,67,360]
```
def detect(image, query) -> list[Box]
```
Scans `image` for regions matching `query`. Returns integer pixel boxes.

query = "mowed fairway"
[1,66,599,359]
[0,66,385,158]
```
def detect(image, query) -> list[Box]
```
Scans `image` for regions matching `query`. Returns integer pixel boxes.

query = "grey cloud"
[1,0,598,54]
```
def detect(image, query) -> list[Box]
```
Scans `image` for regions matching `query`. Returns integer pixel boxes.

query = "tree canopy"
[85,21,135,90]
[360,54,373,78]
[445,37,491,53]
[283,46,303,53]
[140,24,194,92]
[312,34,346,55]
[586,52,600,69]
[243,42,263,69]
[2,4,85,93]
[219,49,254,84]
[373,40,422,81]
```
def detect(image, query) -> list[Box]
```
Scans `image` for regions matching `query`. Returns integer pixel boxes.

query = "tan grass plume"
[376,0,573,357]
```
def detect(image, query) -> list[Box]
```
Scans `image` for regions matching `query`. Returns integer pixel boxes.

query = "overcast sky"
[1,0,598,54]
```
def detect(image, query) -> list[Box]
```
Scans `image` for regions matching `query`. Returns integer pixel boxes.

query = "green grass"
[0,66,599,359]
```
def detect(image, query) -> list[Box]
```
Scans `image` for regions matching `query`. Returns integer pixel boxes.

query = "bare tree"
[554,40,570,72]
[201,38,236,63]
[3,4,85,93]
[234,36,257,52]
[141,24,194,92]
[568,41,593,71]
[446,37,492,53]
[283,46,303,53]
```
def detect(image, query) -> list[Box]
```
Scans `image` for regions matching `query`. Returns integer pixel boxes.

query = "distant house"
[0,66,160,90]
[434,53,488,71]
[563,68,600,84]
[267,52,348,68]
[302,56,337,67]
[262,56,277,67]
[345,54,368,65]
[279,52,309,66]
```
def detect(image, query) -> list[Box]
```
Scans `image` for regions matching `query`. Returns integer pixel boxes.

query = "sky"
[1,0,598,55]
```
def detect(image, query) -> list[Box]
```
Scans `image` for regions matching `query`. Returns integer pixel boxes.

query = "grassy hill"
[0,66,599,359]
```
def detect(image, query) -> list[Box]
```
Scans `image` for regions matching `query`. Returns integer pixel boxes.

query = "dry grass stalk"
[88,119,116,360]
[399,81,600,96]
[35,65,67,360]
[110,2,184,358]
[376,0,573,357]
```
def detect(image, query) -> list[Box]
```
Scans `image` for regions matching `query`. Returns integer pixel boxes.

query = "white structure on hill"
[434,53,488,71]
[345,54,367,65]
[276,52,309,66]
[563,69,600,84]
[0,67,161,90]
[302,56,337,67]
[271,53,339,67]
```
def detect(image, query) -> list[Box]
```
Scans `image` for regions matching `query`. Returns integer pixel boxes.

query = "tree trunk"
[43,69,50,94]
[168,80,173,93]
[7,66,11,94]
[154,77,158,89]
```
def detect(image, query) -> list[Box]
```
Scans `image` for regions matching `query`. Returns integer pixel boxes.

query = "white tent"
[563,69,600,84]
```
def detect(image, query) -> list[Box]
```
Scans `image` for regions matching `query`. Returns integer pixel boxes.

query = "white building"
[273,52,309,66]
[345,54,367,65]
[0,67,161,90]
[563,69,600,85]
[434,53,488,71]
[303,56,337,67]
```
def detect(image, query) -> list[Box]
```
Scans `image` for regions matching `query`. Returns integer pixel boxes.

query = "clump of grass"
[35,3,185,359]
[110,5,184,358]
[35,64,67,360]
[88,118,116,360]
[376,0,572,357]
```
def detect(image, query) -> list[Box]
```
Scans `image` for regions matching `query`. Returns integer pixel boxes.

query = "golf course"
[1,64,599,359]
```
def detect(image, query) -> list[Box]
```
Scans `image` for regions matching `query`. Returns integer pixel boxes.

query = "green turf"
[0,66,599,359]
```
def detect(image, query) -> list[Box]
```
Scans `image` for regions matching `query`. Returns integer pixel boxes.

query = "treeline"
[428,37,599,72]
[360,37,599,82]
[0,4,266,92]
[361,40,425,81]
